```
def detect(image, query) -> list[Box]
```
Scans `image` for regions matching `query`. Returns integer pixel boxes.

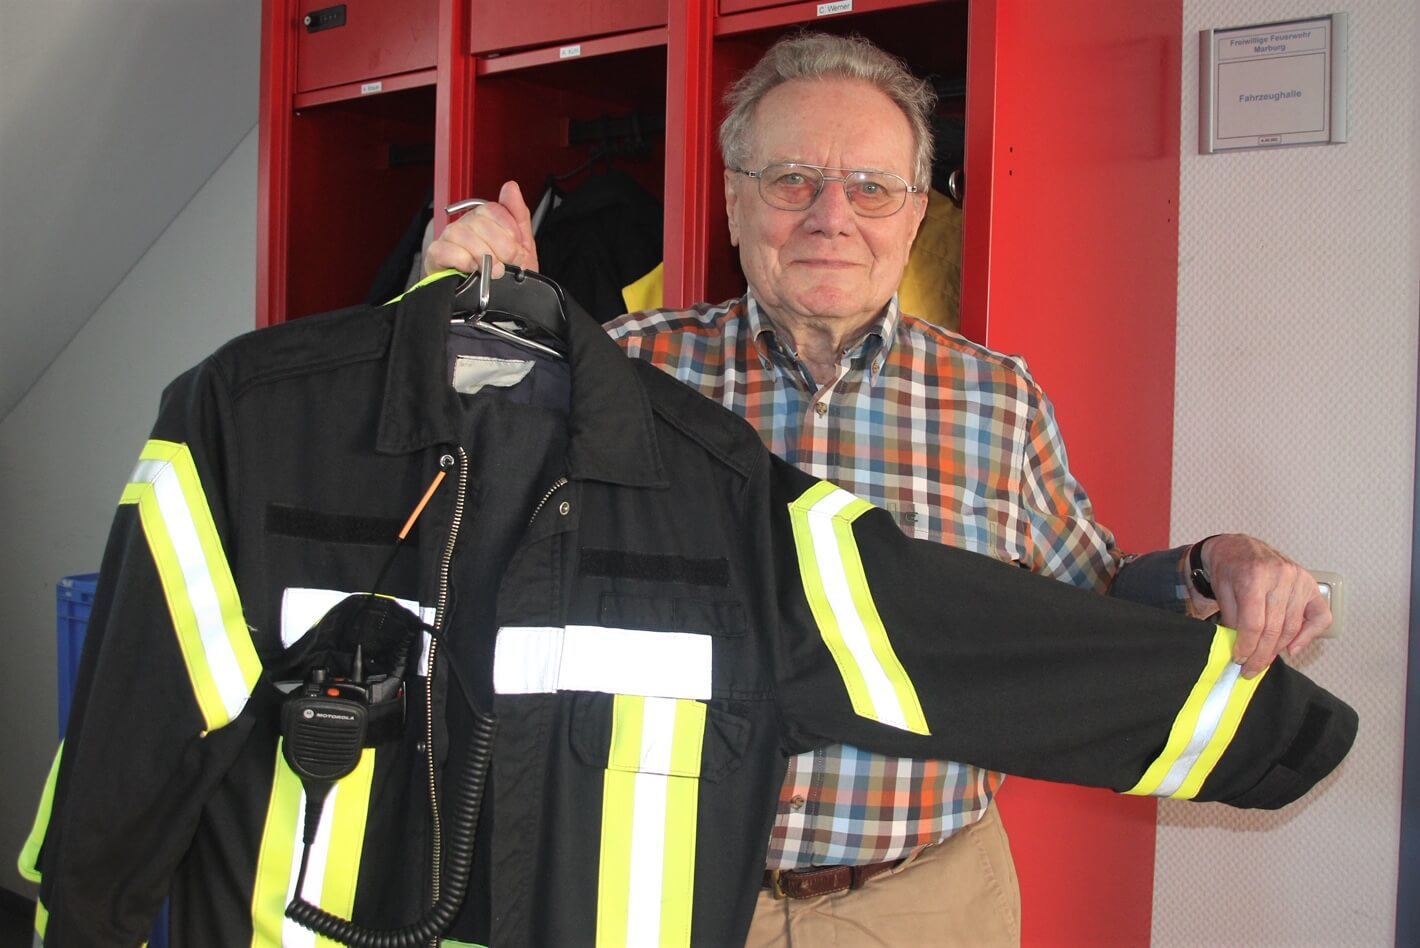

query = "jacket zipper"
[427,448,467,908]
[422,465,561,920]
[528,477,570,526]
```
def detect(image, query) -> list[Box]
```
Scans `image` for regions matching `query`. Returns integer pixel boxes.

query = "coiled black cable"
[284,709,497,947]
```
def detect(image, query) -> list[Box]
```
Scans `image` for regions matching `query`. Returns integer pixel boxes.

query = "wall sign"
[1199,13,1348,153]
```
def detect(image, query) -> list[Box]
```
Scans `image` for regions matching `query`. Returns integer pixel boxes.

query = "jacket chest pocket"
[598,593,746,639]
[570,692,750,785]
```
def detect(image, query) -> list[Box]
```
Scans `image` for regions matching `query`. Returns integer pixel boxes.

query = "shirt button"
[813,402,828,417]
[789,795,806,810]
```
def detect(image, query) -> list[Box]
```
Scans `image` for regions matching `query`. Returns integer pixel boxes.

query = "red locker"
[295,0,439,94]
[469,0,665,55]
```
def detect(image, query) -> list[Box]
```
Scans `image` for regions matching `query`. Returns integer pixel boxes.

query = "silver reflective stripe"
[150,458,249,720]
[280,587,435,675]
[494,625,712,699]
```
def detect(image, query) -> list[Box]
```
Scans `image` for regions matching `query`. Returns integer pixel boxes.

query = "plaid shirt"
[605,291,1126,868]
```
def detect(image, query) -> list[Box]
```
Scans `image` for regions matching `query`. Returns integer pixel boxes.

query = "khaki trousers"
[744,802,1020,947]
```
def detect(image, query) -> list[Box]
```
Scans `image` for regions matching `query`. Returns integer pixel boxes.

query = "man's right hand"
[424,180,540,279]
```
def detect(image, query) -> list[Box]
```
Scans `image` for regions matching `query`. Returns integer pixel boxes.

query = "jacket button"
[558,501,571,516]
[439,454,455,469]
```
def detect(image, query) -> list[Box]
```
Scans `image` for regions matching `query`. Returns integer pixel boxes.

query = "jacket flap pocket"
[570,692,749,783]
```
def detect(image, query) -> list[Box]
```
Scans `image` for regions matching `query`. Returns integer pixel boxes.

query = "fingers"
[1205,534,1327,678]
[425,216,484,276]
[1215,575,1268,678]
[1290,590,1333,657]
[1240,585,1286,679]
[421,181,541,278]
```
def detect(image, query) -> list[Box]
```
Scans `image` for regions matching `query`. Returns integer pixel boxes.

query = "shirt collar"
[745,288,901,383]
[376,272,667,488]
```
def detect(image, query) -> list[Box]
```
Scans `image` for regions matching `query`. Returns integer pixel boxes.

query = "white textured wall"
[1156,2,1418,945]
[0,128,258,895]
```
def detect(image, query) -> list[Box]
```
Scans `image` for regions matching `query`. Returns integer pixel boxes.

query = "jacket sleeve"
[768,463,1357,810]
[20,359,264,945]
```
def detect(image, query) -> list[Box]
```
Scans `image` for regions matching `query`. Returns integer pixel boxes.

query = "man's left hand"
[1192,534,1332,678]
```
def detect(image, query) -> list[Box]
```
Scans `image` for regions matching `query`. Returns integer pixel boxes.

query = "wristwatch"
[1188,536,1217,599]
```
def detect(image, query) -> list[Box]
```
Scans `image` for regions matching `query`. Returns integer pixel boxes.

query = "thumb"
[500,180,536,251]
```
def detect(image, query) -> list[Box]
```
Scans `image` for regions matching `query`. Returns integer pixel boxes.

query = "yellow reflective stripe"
[608,694,648,771]
[249,744,376,948]
[320,750,376,923]
[669,700,706,777]
[788,482,930,735]
[658,769,698,946]
[250,741,303,947]
[387,268,459,304]
[120,439,260,731]
[596,769,635,948]
[18,743,62,884]
[34,898,48,942]
[1126,626,1268,799]
[597,696,705,947]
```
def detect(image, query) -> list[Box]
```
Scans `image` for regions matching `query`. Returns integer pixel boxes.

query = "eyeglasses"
[732,162,923,218]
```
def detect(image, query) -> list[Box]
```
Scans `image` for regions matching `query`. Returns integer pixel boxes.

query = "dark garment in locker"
[365,190,435,305]
[534,168,663,322]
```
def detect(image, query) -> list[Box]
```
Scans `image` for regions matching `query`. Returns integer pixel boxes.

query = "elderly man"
[426,31,1330,947]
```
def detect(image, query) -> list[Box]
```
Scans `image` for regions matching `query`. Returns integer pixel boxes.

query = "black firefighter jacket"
[23,274,1357,946]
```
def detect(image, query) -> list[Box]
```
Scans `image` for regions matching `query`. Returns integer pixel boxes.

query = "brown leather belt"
[762,859,900,900]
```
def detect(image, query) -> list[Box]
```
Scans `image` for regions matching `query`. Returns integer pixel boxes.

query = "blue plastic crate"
[55,572,169,948]
[56,573,98,739]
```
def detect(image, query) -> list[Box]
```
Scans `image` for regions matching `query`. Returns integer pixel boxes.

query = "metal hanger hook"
[445,194,495,310]
[476,253,492,315]
[445,198,489,217]
[452,252,493,317]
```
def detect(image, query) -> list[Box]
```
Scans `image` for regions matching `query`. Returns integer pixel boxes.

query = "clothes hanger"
[448,249,569,361]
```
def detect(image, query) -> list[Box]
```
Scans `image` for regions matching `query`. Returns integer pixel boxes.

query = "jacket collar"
[376,273,667,488]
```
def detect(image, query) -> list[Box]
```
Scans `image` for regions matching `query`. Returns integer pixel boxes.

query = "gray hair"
[719,32,936,188]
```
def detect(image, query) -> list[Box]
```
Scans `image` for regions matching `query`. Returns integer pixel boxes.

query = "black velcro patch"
[580,548,729,587]
[1277,700,1332,771]
[266,504,412,545]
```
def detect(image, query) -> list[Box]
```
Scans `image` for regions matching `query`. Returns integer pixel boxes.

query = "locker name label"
[361,81,383,96]
[818,1,852,15]
[560,45,582,59]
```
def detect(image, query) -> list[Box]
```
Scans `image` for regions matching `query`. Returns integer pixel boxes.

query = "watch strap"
[1188,536,1219,600]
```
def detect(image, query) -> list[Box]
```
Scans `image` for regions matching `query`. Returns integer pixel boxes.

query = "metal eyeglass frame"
[731,162,924,218]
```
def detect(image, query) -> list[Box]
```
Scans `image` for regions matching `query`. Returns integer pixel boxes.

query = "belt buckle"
[766,869,788,900]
